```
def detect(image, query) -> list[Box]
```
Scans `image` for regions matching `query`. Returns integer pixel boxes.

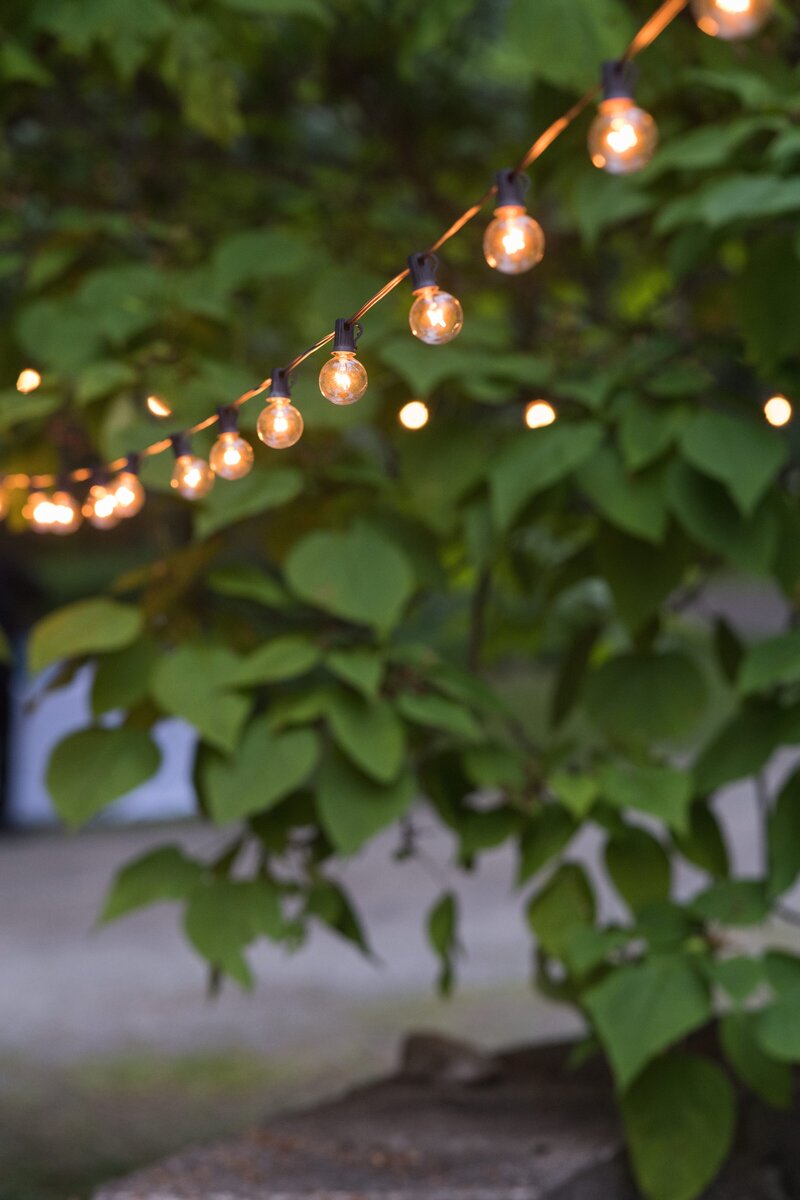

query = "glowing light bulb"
[24,491,55,533]
[589,63,657,175]
[399,400,429,430]
[691,0,772,38]
[146,394,172,418]
[16,368,42,394]
[764,394,792,428]
[407,252,463,346]
[483,170,545,275]
[525,400,557,429]
[170,435,214,500]
[111,459,145,518]
[49,490,83,535]
[210,431,255,480]
[83,482,120,530]
[257,369,303,449]
[319,319,368,405]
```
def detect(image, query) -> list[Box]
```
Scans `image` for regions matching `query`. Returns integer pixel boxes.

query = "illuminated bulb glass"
[210,431,255,480]
[146,394,172,418]
[764,395,792,428]
[589,99,658,175]
[484,207,545,275]
[50,490,83,535]
[112,471,145,518]
[16,368,42,394]
[525,400,557,429]
[691,0,772,38]
[319,352,368,405]
[83,484,120,530]
[171,454,214,499]
[24,492,54,532]
[399,400,429,430]
[409,287,463,345]
[257,399,304,449]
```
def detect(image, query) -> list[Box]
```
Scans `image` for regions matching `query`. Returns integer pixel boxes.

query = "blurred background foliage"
[4,0,800,1197]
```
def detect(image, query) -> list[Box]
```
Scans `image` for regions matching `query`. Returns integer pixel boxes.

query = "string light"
[257,370,304,449]
[146,394,173,419]
[588,62,658,175]
[399,400,430,430]
[209,407,255,480]
[525,400,557,429]
[407,252,464,345]
[16,368,42,395]
[319,319,368,405]
[484,170,545,275]
[83,472,121,530]
[691,0,772,38]
[170,434,215,499]
[764,394,792,428]
[111,455,146,518]
[1,0,772,534]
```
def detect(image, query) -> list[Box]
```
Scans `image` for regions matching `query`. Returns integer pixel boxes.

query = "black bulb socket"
[602,60,637,102]
[170,433,192,459]
[270,368,292,401]
[332,318,362,353]
[217,406,240,435]
[408,252,440,293]
[494,168,530,209]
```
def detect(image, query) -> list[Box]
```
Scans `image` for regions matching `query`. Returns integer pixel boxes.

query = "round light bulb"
[112,471,145,518]
[171,454,215,499]
[525,400,557,429]
[257,399,304,449]
[319,352,368,405]
[588,99,658,175]
[209,431,255,480]
[484,206,545,274]
[691,0,772,38]
[408,286,463,345]
[146,394,172,418]
[764,395,792,428]
[399,400,430,430]
[16,368,42,394]
[24,491,55,533]
[50,490,83,535]
[83,483,120,530]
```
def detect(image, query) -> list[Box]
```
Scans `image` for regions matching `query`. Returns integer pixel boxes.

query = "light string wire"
[5,0,690,493]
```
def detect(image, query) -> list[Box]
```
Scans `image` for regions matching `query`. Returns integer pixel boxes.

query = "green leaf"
[230,636,320,686]
[29,598,143,674]
[691,880,769,927]
[764,951,800,995]
[47,727,161,828]
[585,956,711,1090]
[151,644,250,753]
[596,525,688,633]
[667,461,779,575]
[208,565,291,610]
[738,629,800,695]
[720,1012,791,1108]
[91,636,160,716]
[526,864,595,959]
[585,653,708,747]
[704,956,765,1006]
[622,1055,735,1200]
[325,649,384,699]
[768,764,800,898]
[738,234,800,371]
[396,691,482,740]
[489,421,603,530]
[756,988,800,1062]
[316,750,415,854]
[598,762,692,834]
[101,845,204,922]
[202,719,320,823]
[606,829,671,914]
[183,879,283,988]
[549,771,599,819]
[679,411,787,516]
[657,174,800,234]
[427,891,459,995]
[693,700,789,793]
[674,805,729,878]
[493,0,633,91]
[578,445,668,543]
[305,880,372,958]
[326,690,405,783]
[517,807,577,885]
[285,524,415,634]
[195,466,303,538]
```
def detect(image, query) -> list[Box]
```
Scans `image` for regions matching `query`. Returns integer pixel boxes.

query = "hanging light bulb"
[764,394,793,428]
[111,454,146,518]
[407,252,463,346]
[319,319,368,405]
[399,400,430,430]
[588,62,658,175]
[49,488,83,535]
[210,407,255,480]
[691,0,772,38]
[484,169,545,275]
[170,434,215,499]
[257,369,304,449]
[82,472,121,530]
[16,368,42,394]
[146,394,173,419]
[525,400,557,429]
[23,491,55,533]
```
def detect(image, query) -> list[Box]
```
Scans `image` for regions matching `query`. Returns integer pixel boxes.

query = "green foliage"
[9,1,800,1195]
